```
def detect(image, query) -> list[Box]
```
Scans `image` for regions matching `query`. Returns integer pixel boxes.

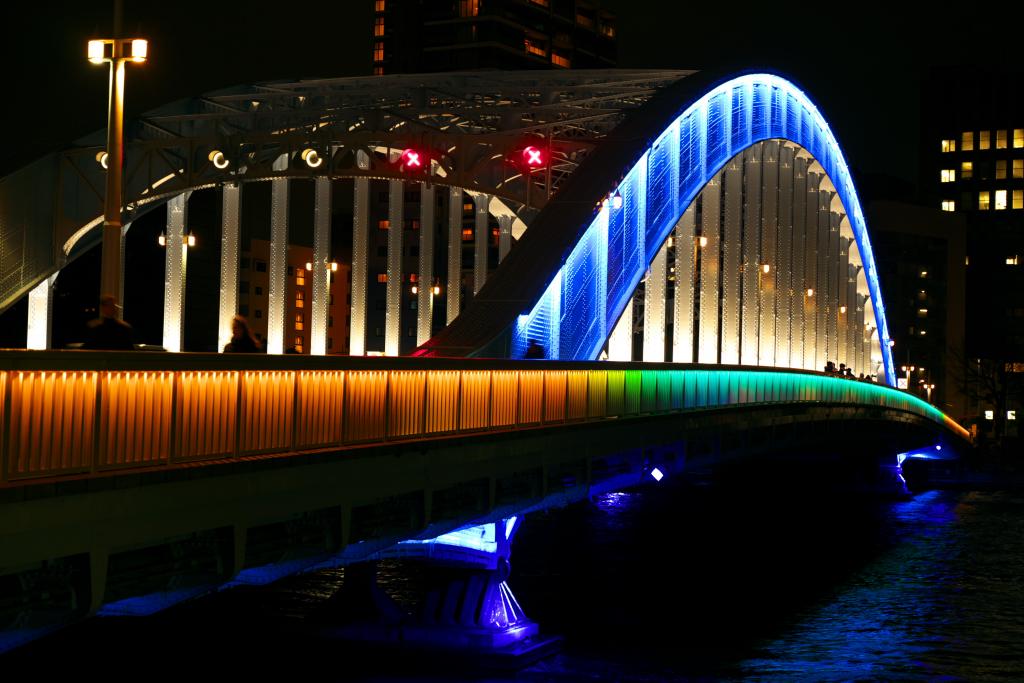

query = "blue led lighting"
[510,74,896,386]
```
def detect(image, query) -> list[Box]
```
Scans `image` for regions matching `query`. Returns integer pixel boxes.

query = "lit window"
[979,191,990,210]
[995,189,1008,210]
[1015,129,1024,149]
[377,273,388,283]
[296,272,305,286]
[551,51,571,68]
[985,410,994,420]
[961,131,974,151]
[378,219,390,230]
[1014,159,1023,179]
[296,291,304,308]
[1006,256,1019,265]
[961,161,973,179]
[373,66,384,76]
[458,0,479,17]
[918,308,928,317]
[979,131,991,150]
[373,41,384,62]
[295,313,304,331]
[940,139,956,152]
[996,160,1007,179]
[524,37,547,57]
[295,335,303,348]
[997,130,1008,149]
[941,200,955,212]
[462,228,474,241]
[463,202,473,211]
[374,17,385,36]
[600,22,615,38]
[1014,190,1023,210]
[375,0,385,11]
[940,169,955,183]
[920,270,928,278]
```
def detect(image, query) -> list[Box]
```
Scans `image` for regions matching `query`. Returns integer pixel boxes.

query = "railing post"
[92,372,104,474]
[168,371,180,463]
[1,371,10,483]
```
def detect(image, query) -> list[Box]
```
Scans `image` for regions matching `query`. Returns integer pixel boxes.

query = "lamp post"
[88,21,148,317]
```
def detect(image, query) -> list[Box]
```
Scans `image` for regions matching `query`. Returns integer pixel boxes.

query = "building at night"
[238,239,351,354]
[867,201,966,418]
[371,0,617,75]
[921,67,1024,436]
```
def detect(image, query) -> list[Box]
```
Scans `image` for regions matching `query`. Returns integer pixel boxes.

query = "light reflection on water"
[9,485,1024,682]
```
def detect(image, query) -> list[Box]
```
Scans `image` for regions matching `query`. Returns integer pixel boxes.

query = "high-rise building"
[239,239,351,354]
[920,66,1024,437]
[372,0,617,75]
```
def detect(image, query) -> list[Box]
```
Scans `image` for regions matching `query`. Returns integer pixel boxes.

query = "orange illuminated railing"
[0,351,970,484]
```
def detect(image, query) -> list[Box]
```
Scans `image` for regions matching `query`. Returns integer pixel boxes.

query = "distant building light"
[985,410,994,420]
[1009,410,1017,421]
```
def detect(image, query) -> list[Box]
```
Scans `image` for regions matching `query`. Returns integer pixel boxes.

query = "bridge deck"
[0,351,967,488]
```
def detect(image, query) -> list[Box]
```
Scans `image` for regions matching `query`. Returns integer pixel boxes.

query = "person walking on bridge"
[83,294,134,350]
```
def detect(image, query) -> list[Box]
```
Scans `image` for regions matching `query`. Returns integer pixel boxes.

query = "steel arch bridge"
[0,69,893,384]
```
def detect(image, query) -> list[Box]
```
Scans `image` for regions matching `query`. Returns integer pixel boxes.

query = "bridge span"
[0,351,967,654]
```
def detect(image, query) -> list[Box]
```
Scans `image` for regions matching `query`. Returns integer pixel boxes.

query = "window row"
[943,159,1024,181]
[943,190,1024,211]
[942,129,1024,152]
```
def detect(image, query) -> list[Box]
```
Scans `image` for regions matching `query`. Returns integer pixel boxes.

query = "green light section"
[592,366,961,436]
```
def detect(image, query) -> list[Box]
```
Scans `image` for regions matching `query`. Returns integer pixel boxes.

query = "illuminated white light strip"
[162,193,189,352]
[417,182,436,346]
[26,274,57,350]
[218,183,241,353]
[672,207,695,363]
[740,145,761,366]
[310,177,331,356]
[473,193,489,295]
[349,177,369,356]
[642,243,667,362]
[447,187,463,325]
[720,159,742,365]
[759,140,779,367]
[267,154,289,355]
[607,298,633,361]
[384,179,403,356]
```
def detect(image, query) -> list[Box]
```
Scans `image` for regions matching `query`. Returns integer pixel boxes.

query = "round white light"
[96,151,109,169]
[302,148,323,168]
[208,150,229,169]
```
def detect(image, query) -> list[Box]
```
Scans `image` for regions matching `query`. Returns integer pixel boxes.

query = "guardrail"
[0,351,968,484]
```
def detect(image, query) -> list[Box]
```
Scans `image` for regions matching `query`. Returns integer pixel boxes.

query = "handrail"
[0,351,968,485]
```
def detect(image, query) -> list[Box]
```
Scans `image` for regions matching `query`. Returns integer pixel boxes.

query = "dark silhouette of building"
[868,201,967,419]
[372,0,617,75]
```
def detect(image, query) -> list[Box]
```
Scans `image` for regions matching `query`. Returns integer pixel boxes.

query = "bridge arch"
[420,73,896,386]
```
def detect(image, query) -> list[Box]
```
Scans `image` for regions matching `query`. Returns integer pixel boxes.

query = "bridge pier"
[318,518,554,661]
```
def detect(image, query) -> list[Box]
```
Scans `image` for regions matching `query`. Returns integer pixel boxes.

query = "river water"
[9,479,1024,681]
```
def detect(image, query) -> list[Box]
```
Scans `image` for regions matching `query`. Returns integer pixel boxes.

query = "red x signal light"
[400,148,424,171]
[522,145,545,168]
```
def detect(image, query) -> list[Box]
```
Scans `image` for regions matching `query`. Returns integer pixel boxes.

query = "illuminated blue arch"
[509,74,896,386]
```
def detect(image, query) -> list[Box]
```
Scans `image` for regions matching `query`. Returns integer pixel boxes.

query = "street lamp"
[88,34,148,317]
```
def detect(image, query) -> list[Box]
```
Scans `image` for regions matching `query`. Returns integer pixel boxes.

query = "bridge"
[0,69,964,656]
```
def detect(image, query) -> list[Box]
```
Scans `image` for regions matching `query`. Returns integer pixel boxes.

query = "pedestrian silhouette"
[83,294,134,350]
[524,339,545,359]
[223,315,262,353]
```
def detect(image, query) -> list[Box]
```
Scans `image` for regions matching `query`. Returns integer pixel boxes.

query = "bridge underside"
[1,398,951,653]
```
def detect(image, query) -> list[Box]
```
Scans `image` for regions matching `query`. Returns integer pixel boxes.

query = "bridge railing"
[0,351,966,484]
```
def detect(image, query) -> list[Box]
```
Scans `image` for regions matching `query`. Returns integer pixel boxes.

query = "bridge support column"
[791,154,808,369]
[804,171,821,370]
[758,140,779,368]
[26,274,57,350]
[672,205,696,363]
[162,193,190,352]
[740,145,761,366]
[698,176,721,364]
[267,154,289,354]
[319,518,553,659]
[815,181,831,369]
[642,241,667,362]
[218,183,241,353]
[473,193,490,295]
[385,179,404,356]
[498,214,512,262]
[837,236,851,368]
[447,187,463,324]
[310,177,331,356]
[720,158,742,365]
[608,298,633,361]
[777,144,795,369]
[417,182,436,346]
[351,173,370,356]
